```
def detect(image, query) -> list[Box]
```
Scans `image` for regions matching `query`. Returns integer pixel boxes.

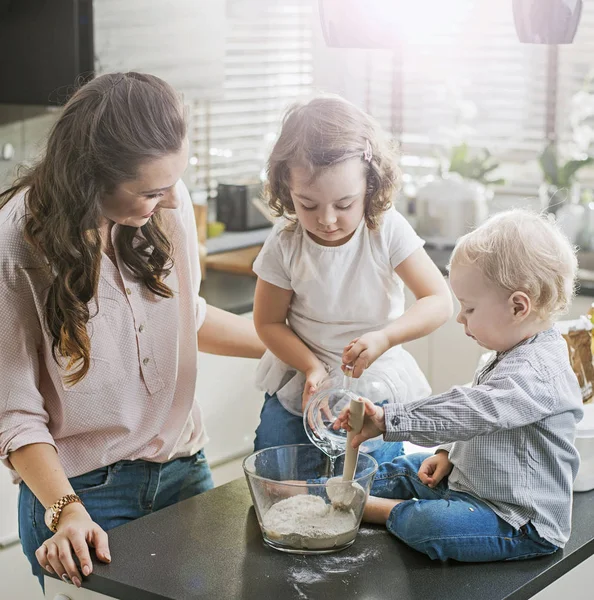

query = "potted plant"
[441,142,505,187]
[538,142,592,214]
[539,73,594,214]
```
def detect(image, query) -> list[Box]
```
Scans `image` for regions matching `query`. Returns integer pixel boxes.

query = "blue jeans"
[371,453,559,562]
[19,450,214,589]
[253,393,404,464]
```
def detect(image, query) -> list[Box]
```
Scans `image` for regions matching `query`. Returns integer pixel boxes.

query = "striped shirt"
[384,328,583,546]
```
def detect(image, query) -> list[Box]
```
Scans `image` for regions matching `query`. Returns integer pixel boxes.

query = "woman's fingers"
[56,536,83,587]
[34,523,111,589]
[44,540,69,584]
[90,527,111,564]
[71,530,93,577]
[35,543,54,574]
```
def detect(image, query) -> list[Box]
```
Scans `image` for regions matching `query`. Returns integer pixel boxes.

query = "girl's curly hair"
[265,95,401,229]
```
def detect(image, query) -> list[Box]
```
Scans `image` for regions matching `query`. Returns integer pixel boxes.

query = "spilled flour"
[262,495,358,550]
[287,545,381,596]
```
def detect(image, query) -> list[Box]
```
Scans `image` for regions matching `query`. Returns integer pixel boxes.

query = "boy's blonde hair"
[265,95,400,230]
[449,209,578,319]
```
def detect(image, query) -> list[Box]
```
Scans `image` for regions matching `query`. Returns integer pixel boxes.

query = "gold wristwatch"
[44,494,83,533]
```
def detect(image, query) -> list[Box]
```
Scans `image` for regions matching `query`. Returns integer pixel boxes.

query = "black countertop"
[65,478,594,600]
[200,245,594,315]
[200,270,257,315]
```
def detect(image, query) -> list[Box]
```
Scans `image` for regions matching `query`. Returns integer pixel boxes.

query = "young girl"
[252,96,453,462]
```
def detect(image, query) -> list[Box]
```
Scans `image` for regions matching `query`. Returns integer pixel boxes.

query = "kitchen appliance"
[414,175,490,247]
[216,183,272,232]
[0,0,94,105]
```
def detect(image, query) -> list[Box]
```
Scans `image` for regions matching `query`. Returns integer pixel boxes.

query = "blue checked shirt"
[383,328,583,546]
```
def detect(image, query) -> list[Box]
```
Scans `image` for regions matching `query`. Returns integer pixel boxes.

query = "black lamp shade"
[319,0,583,48]
[513,0,582,44]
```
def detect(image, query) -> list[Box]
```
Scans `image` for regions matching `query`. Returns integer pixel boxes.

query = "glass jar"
[303,368,391,458]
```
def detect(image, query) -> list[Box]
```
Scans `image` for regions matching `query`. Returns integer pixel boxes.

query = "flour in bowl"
[262,495,358,550]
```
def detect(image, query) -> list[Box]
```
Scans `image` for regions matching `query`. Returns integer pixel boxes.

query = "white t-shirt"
[253,207,431,416]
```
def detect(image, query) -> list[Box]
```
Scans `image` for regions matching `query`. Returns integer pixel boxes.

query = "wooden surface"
[193,204,208,279]
[206,245,262,276]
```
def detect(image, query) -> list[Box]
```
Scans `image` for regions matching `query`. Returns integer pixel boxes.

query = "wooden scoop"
[342,396,365,480]
[326,396,366,510]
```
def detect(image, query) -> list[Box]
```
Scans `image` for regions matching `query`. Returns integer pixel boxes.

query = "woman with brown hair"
[0,72,264,589]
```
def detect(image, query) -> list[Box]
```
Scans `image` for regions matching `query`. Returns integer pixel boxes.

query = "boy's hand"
[333,397,386,449]
[417,451,453,488]
[342,331,390,378]
[302,363,328,411]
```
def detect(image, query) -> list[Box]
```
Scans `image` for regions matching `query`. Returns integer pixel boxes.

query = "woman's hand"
[302,363,328,411]
[333,397,386,448]
[342,330,390,378]
[35,503,111,588]
[417,451,453,488]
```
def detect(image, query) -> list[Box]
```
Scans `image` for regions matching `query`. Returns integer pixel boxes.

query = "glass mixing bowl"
[303,368,392,458]
[243,444,377,554]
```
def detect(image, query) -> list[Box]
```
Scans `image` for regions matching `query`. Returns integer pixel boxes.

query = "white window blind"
[188,0,314,192]
[187,0,594,193]
[557,2,594,151]
[315,3,553,161]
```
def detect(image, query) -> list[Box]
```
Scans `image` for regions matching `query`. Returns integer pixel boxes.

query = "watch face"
[44,507,54,531]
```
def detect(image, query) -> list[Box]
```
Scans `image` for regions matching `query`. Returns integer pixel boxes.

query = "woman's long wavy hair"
[0,72,187,385]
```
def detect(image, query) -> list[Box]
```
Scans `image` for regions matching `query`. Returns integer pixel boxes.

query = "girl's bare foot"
[363,495,404,524]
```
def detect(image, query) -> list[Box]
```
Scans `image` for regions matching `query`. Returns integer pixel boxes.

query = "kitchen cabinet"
[46,577,115,599]
[197,312,263,467]
[0,1,225,106]
[403,283,482,395]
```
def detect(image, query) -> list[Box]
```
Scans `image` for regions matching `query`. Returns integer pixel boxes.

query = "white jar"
[415,174,490,245]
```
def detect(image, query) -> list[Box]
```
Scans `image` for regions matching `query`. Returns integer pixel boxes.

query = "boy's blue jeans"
[18,450,214,589]
[372,453,559,562]
[254,392,405,464]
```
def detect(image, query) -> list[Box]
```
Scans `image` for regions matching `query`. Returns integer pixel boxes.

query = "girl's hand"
[342,331,390,378]
[333,397,386,448]
[35,503,111,588]
[417,451,453,488]
[302,363,328,411]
